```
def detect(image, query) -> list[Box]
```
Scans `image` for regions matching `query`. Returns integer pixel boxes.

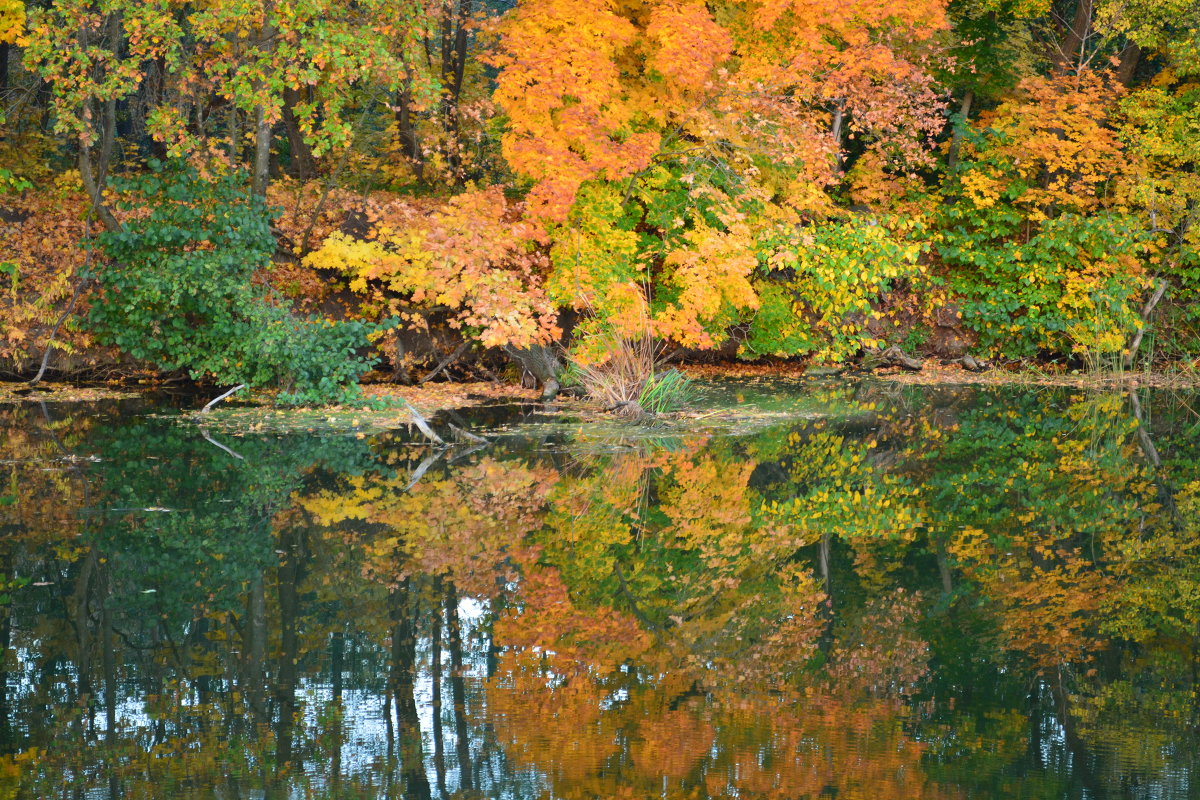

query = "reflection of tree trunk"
[274,527,304,771]
[1129,390,1180,525]
[1191,623,1200,732]
[101,571,120,800]
[390,580,431,800]
[1047,674,1105,797]
[446,583,473,793]
[431,581,447,797]
[820,532,830,594]
[73,552,97,718]
[246,573,268,722]
[0,549,12,750]
[1026,684,1044,769]
[935,537,954,595]
[330,630,344,784]
[817,533,834,654]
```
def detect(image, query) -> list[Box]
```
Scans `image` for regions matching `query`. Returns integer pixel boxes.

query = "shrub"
[89,164,378,405]
[937,196,1149,359]
[745,217,927,362]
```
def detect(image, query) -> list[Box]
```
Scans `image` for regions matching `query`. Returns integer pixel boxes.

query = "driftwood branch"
[1124,278,1168,369]
[403,400,445,445]
[201,384,247,413]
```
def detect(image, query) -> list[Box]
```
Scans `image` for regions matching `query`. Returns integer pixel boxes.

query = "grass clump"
[638,368,692,414]
[569,327,694,418]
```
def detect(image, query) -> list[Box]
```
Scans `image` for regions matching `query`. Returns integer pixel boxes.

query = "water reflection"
[0,383,1197,798]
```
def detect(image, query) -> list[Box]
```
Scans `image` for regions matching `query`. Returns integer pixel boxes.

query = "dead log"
[861,345,923,372]
[959,354,988,372]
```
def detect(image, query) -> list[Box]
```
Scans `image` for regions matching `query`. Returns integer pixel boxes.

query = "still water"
[1,379,1198,799]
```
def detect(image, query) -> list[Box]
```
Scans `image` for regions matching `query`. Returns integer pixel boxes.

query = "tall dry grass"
[569,327,692,418]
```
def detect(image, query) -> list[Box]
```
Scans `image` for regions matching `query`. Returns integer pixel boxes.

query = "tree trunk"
[229,105,241,162]
[251,0,278,197]
[78,137,121,232]
[281,87,317,180]
[1116,42,1141,87]
[441,0,472,175]
[252,105,273,198]
[1124,277,1167,369]
[395,82,424,181]
[830,99,846,169]
[946,90,974,172]
[1053,0,1094,75]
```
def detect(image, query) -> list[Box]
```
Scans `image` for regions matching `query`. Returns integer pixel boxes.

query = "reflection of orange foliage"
[827,589,930,698]
[0,406,89,548]
[952,528,1111,669]
[488,649,958,800]
[659,453,755,556]
[629,703,716,781]
[710,694,959,800]
[495,564,653,669]
[301,459,556,596]
[486,649,621,787]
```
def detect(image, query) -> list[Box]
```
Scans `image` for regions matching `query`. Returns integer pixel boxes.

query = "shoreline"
[4,362,1198,407]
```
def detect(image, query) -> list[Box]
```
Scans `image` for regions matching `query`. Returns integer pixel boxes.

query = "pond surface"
[1,379,1198,799]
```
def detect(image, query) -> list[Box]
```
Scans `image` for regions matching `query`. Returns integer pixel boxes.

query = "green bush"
[89,164,377,405]
[745,217,927,362]
[938,202,1148,359]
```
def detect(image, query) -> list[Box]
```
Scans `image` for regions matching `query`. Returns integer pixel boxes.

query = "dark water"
[1,380,1198,799]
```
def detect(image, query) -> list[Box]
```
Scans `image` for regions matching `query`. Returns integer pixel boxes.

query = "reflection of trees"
[0,386,1198,798]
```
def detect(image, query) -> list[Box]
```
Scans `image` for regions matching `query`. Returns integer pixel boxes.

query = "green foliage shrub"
[89,164,378,405]
[937,122,1152,361]
[745,217,927,361]
[937,197,1149,359]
